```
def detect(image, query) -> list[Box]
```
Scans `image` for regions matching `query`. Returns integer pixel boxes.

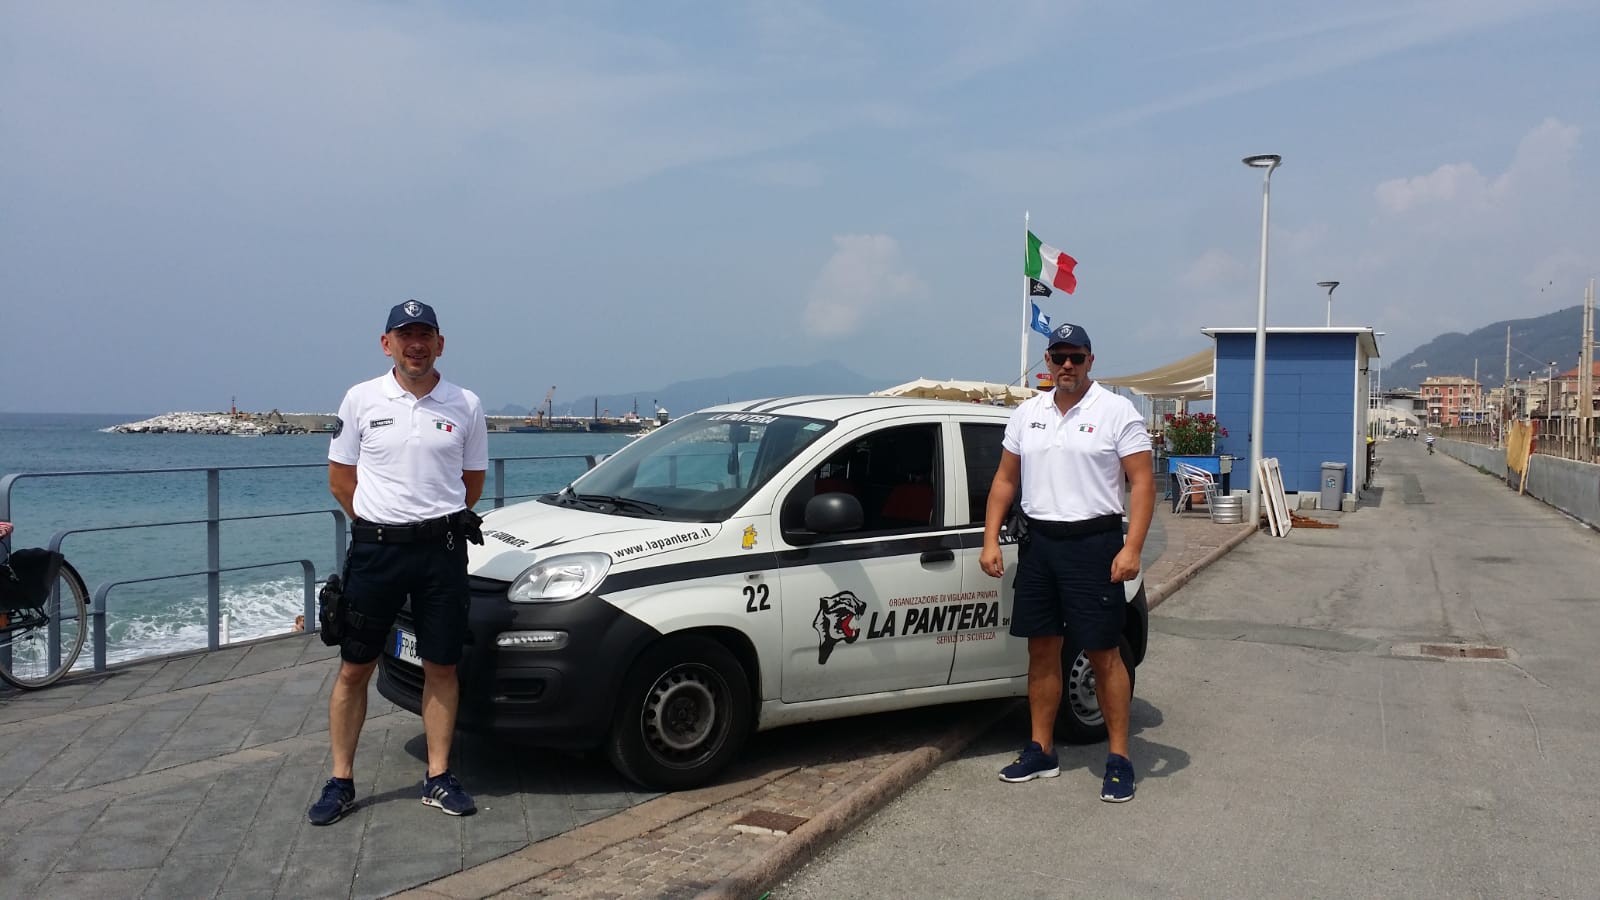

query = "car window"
[960,422,1006,525]
[554,412,833,521]
[782,422,942,536]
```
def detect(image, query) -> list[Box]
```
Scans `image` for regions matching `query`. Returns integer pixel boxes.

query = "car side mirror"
[804,492,864,534]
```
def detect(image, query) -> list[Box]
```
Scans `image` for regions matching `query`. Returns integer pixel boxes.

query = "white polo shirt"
[1002,381,1152,522]
[329,371,489,525]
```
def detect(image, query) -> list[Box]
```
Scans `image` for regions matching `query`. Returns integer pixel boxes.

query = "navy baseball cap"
[1047,322,1091,350]
[385,299,439,332]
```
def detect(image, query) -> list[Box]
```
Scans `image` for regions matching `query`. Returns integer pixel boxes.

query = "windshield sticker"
[705,413,778,424]
[741,525,758,550]
[611,525,717,562]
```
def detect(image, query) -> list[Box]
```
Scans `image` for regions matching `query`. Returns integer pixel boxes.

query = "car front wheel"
[1056,637,1136,744]
[606,634,752,791]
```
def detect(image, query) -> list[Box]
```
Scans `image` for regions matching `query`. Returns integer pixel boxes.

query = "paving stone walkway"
[0,509,1254,899]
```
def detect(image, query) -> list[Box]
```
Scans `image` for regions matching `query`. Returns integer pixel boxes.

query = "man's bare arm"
[329,462,358,521]
[463,470,486,510]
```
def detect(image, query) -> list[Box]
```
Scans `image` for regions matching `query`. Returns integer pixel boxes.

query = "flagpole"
[1021,210,1030,388]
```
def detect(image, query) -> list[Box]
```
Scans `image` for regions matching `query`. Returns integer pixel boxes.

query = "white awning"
[873,378,1036,406]
[1098,349,1215,399]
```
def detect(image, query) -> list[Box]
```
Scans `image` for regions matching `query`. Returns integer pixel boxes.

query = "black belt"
[351,513,461,544]
[1025,513,1122,539]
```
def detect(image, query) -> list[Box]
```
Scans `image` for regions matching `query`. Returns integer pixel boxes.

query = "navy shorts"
[340,538,469,666]
[1008,528,1126,650]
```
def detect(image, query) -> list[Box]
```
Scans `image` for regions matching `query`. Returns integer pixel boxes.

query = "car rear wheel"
[1056,637,1136,744]
[606,634,752,791]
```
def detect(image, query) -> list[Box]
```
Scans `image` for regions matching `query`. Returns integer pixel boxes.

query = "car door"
[775,420,961,703]
[950,419,1029,684]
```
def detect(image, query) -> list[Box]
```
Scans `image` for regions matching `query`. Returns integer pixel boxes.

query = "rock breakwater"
[109,412,312,435]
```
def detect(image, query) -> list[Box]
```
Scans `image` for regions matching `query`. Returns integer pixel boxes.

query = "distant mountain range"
[1382,305,1587,390]
[487,361,894,418]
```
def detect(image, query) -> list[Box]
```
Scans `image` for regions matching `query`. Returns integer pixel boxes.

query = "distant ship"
[508,386,588,433]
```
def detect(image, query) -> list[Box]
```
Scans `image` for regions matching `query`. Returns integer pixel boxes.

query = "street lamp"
[1548,362,1558,417]
[1317,281,1340,327]
[1243,154,1281,526]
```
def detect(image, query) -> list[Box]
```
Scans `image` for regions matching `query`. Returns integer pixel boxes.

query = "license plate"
[392,628,421,665]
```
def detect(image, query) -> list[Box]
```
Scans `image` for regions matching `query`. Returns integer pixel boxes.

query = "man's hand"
[979,543,1005,578]
[1110,546,1141,583]
[462,509,485,545]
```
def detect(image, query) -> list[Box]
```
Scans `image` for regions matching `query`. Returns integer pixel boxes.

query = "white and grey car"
[378,396,1149,790]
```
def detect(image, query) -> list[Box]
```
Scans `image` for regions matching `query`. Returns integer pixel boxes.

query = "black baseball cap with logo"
[386,299,439,332]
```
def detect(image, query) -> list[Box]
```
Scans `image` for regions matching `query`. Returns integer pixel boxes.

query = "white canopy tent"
[873,378,1037,407]
[1097,349,1215,400]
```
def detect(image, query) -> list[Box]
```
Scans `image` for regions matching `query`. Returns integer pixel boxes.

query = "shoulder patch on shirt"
[332,416,344,438]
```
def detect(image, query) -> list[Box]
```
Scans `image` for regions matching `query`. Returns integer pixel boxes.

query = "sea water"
[0,412,632,665]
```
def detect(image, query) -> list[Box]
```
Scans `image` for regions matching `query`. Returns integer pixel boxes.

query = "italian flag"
[1025,232,1078,295]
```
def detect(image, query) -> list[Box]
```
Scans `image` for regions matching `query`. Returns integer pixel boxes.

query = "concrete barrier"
[1438,438,1600,529]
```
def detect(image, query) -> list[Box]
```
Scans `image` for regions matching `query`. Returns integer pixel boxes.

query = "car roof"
[693,394,1015,424]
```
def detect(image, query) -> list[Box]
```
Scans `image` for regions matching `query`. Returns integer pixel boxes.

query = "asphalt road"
[776,438,1600,898]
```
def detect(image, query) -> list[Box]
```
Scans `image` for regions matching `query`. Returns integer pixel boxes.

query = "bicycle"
[0,522,90,689]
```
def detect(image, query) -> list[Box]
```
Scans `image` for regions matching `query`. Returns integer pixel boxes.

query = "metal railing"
[0,453,599,674]
[1439,419,1598,463]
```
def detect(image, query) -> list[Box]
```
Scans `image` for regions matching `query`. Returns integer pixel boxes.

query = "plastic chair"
[1171,463,1217,514]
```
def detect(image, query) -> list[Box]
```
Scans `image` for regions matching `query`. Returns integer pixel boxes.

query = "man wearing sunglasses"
[980,322,1155,802]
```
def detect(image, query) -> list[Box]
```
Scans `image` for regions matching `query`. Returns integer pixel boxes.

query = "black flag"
[1029,278,1053,297]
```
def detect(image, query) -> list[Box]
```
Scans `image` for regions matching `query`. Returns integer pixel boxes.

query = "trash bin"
[1319,462,1347,511]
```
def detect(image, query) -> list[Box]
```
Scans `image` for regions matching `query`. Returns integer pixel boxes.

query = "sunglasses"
[1048,351,1088,366]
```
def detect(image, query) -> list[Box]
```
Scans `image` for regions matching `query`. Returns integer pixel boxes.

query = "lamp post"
[1243,154,1281,526]
[1317,280,1340,327]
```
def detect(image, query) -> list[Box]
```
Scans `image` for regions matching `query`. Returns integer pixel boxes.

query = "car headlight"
[507,552,611,603]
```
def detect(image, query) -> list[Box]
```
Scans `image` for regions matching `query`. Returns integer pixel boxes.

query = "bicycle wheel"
[0,558,89,689]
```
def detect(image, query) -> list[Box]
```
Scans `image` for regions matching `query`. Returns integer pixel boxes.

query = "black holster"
[317,570,346,647]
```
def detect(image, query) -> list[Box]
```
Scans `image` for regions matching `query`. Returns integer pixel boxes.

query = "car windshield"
[545,411,834,522]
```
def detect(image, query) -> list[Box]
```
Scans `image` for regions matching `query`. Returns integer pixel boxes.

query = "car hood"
[467,500,723,582]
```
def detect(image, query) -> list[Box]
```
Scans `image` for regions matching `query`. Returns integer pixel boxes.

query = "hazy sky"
[5,0,1598,414]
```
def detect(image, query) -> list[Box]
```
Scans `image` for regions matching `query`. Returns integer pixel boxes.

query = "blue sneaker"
[421,770,476,816]
[307,777,356,825]
[1101,753,1135,802]
[998,741,1060,783]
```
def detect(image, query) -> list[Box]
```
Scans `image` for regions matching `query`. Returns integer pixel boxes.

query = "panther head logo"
[812,590,867,664]
[403,300,422,318]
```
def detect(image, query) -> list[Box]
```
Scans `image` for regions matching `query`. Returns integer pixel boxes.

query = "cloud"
[802,235,923,337]
[1085,0,1571,134]
[1374,118,1580,215]
[733,160,826,188]
[1180,249,1250,289]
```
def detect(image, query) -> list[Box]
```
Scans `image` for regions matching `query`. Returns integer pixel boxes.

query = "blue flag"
[1030,303,1052,336]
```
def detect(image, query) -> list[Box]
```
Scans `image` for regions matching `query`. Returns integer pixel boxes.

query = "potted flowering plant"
[1162,412,1227,455]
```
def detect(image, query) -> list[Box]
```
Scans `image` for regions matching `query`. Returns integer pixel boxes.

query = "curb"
[701,520,1259,898]
[1145,522,1258,612]
[696,699,1019,900]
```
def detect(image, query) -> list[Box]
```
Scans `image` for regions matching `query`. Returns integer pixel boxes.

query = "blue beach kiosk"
[1202,326,1380,509]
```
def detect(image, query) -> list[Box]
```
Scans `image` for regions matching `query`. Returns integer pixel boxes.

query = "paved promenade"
[0,507,1253,899]
[779,439,1600,898]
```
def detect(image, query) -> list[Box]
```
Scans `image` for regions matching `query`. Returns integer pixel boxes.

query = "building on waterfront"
[1373,388,1426,434]
[1202,326,1379,507]
[1420,375,1483,426]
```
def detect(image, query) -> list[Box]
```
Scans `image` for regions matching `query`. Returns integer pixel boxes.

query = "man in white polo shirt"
[307,299,488,826]
[980,322,1155,801]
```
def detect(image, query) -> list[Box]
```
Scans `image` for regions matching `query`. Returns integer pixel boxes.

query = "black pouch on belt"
[317,573,345,647]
